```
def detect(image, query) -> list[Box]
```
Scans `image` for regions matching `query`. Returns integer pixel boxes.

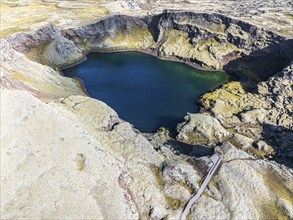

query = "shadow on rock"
[167,140,214,157]
[223,39,293,82]
[261,123,293,169]
[147,14,162,42]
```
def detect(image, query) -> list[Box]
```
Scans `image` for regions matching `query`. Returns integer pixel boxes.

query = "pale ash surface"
[1,0,293,38]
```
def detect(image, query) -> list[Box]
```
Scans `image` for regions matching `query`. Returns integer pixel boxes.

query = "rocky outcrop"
[177,113,231,145]
[177,62,293,168]
[7,24,84,67]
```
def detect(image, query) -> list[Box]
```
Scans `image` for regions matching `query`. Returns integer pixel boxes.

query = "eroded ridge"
[7,11,293,81]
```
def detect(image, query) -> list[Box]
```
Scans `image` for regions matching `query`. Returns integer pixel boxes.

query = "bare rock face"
[7,24,61,52]
[176,113,231,146]
[7,24,84,67]
[41,36,83,67]
[231,134,254,150]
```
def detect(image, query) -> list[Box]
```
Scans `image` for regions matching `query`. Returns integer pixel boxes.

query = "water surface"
[63,52,228,132]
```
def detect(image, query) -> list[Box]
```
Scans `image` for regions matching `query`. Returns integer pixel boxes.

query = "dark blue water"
[63,52,229,132]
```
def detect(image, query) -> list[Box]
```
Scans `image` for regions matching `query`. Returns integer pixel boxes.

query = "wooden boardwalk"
[181,154,222,220]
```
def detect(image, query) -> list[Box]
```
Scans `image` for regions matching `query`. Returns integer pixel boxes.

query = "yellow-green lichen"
[210,178,219,190]
[150,164,164,186]
[261,202,289,220]
[200,81,246,115]
[24,42,49,64]
[94,26,155,50]
[202,192,217,201]
[186,212,192,220]
[179,181,194,194]
[165,196,186,210]
[179,131,217,145]
[258,167,293,219]
[265,170,293,204]
[75,153,86,171]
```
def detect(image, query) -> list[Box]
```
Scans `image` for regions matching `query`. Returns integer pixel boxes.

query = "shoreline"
[60,47,226,73]
[73,76,91,97]
[60,47,232,111]
[91,48,225,73]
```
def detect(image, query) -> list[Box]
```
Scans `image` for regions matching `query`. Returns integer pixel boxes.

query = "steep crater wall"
[7,11,293,81]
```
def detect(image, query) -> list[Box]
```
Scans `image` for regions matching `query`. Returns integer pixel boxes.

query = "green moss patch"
[150,164,164,186]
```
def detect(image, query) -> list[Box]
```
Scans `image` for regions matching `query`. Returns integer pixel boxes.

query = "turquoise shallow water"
[63,52,229,132]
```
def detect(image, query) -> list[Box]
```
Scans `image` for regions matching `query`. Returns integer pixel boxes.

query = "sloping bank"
[1,11,293,219]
